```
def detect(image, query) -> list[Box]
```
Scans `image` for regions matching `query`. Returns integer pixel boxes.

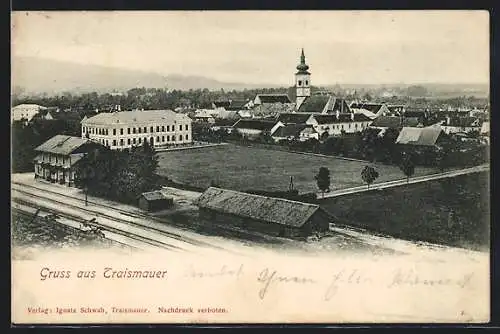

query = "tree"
[399,154,416,184]
[314,167,331,198]
[361,166,379,189]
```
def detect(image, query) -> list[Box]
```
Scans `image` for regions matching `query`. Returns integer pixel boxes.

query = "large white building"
[81,110,192,150]
[11,104,47,123]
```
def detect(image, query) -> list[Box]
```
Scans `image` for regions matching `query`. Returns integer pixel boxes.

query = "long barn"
[194,187,334,238]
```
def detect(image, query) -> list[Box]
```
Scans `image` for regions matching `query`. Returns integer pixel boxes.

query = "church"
[271,49,373,139]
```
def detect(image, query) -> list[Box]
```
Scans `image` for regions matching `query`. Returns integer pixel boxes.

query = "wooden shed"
[138,191,174,212]
[193,187,334,238]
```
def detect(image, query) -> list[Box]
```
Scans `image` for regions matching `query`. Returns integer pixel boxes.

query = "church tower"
[295,48,311,109]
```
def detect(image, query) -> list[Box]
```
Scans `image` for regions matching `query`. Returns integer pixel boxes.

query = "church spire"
[296,48,310,73]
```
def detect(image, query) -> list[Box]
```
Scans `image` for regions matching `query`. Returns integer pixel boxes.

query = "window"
[167,136,170,142]
[185,134,189,141]
[305,80,309,85]
[179,125,182,131]
[156,126,160,132]
[113,129,116,135]
[172,136,175,142]
[120,128,124,135]
[128,128,131,134]
[150,126,154,133]
[138,127,142,133]
[139,138,142,143]
[185,124,188,131]
[133,138,136,144]
[113,140,117,146]
[62,156,65,164]
[106,140,109,146]
[120,139,124,146]
[162,136,165,142]
[156,136,160,142]
[355,123,358,128]
[133,128,136,134]
[128,138,131,145]
[55,156,58,163]
[106,129,109,135]
[298,80,302,86]
[144,127,147,133]
[179,135,182,141]
[162,126,165,132]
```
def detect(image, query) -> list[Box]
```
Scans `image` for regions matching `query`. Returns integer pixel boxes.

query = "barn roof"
[194,187,327,228]
[34,135,91,155]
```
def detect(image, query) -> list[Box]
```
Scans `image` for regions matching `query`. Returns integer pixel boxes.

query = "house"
[480,121,489,136]
[253,94,292,105]
[81,110,192,149]
[271,124,319,142]
[212,101,231,110]
[33,135,105,186]
[238,110,253,118]
[349,102,390,119]
[192,109,216,124]
[11,104,48,123]
[232,119,281,139]
[194,187,333,238]
[440,116,481,134]
[312,113,373,137]
[296,94,351,114]
[395,126,445,147]
[138,191,174,212]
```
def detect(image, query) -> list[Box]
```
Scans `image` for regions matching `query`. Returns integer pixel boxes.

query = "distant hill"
[11,56,278,95]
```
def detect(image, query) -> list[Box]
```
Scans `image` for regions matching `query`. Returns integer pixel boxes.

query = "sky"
[11,10,490,85]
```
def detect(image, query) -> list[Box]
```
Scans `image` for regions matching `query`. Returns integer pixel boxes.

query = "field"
[319,171,490,251]
[157,145,438,194]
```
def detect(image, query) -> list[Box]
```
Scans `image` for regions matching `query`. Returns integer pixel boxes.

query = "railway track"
[11,206,142,251]
[11,200,181,252]
[11,181,229,252]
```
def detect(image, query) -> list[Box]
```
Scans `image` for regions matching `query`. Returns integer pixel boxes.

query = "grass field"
[157,145,438,193]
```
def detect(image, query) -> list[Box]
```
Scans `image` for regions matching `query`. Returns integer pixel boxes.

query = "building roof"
[277,113,314,124]
[12,104,47,110]
[396,126,443,146]
[297,95,329,113]
[370,116,402,128]
[140,190,171,201]
[194,187,326,228]
[81,110,189,125]
[213,101,231,108]
[272,124,309,137]
[233,119,277,131]
[350,102,385,113]
[256,94,291,104]
[46,110,82,122]
[34,135,90,155]
[313,113,370,124]
[297,95,351,114]
[225,100,249,110]
[446,116,480,127]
